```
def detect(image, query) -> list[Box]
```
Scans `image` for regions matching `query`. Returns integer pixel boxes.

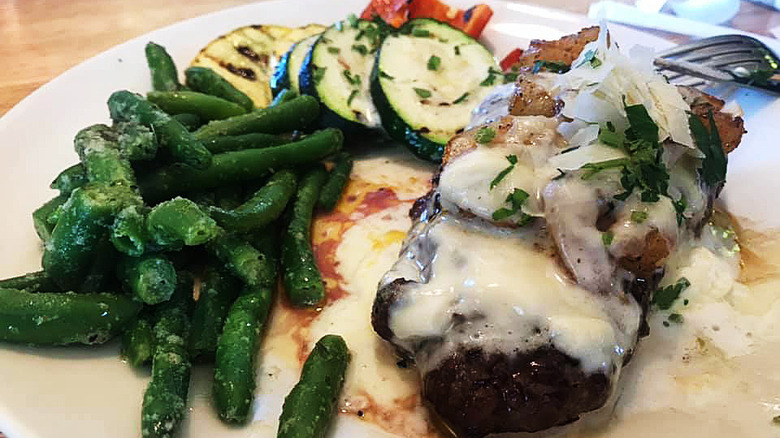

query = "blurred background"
[1,0,780,116]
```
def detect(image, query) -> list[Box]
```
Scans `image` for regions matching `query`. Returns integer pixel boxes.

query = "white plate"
[0,1,778,437]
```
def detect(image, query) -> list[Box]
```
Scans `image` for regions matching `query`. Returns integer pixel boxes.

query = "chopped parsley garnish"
[581,158,629,180]
[413,87,431,98]
[492,188,533,224]
[347,89,359,106]
[327,47,341,54]
[454,45,461,56]
[378,70,394,80]
[480,69,499,86]
[597,121,624,148]
[351,44,368,55]
[356,19,390,49]
[482,67,522,86]
[673,195,687,225]
[602,231,614,246]
[347,13,359,28]
[578,49,602,68]
[625,103,659,143]
[503,71,519,82]
[580,102,670,203]
[412,28,431,37]
[342,70,361,86]
[475,127,497,144]
[480,67,516,87]
[740,68,775,86]
[427,55,441,71]
[652,278,691,310]
[489,154,517,189]
[452,92,469,104]
[312,66,327,85]
[689,111,727,187]
[531,60,571,74]
[631,210,648,223]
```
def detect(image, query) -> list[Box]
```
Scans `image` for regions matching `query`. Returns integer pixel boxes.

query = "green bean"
[245,224,280,264]
[118,254,177,305]
[213,184,245,210]
[271,88,299,107]
[166,246,209,272]
[147,91,247,121]
[188,190,217,207]
[208,170,297,232]
[276,335,350,438]
[111,205,149,257]
[108,90,212,170]
[171,113,203,131]
[139,128,343,201]
[208,232,278,290]
[116,121,158,161]
[79,235,121,293]
[193,95,320,141]
[0,288,141,345]
[50,163,88,196]
[74,124,136,188]
[0,271,60,293]
[141,274,193,438]
[189,266,240,361]
[213,285,273,423]
[43,183,139,290]
[122,309,155,367]
[184,66,254,111]
[32,195,67,242]
[145,42,183,92]
[145,197,219,249]
[202,133,288,154]
[318,152,353,211]
[282,165,328,307]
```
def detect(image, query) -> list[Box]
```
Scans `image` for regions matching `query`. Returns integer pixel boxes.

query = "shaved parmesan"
[552,26,694,148]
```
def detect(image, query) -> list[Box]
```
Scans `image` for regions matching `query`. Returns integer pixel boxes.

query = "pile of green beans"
[1,40,357,438]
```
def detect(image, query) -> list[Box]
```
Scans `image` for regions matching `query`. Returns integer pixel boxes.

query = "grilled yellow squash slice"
[190,24,325,108]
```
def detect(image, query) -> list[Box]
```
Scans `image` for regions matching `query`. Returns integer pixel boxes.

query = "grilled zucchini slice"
[371,19,499,161]
[272,34,322,95]
[299,19,385,133]
[191,24,325,109]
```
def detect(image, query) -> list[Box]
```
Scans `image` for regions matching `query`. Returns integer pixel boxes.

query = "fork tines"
[654,34,780,92]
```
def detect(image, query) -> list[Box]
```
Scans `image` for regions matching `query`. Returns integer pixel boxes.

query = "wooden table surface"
[1,0,779,117]
[0,0,778,436]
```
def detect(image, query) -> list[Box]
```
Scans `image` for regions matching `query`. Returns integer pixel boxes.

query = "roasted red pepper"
[500,48,525,71]
[359,0,410,28]
[360,0,493,38]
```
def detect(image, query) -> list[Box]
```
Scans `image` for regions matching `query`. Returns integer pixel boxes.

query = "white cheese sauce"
[294,147,780,437]
[439,115,563,220]
[385,213,641,374]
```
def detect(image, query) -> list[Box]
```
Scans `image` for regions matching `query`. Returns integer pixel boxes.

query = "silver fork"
[653,34,780,93]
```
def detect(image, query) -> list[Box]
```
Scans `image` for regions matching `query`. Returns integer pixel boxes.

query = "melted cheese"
[609,194,679,262]
[543,172,622,292]
[439,115,563,219]
[386,213,641,373]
